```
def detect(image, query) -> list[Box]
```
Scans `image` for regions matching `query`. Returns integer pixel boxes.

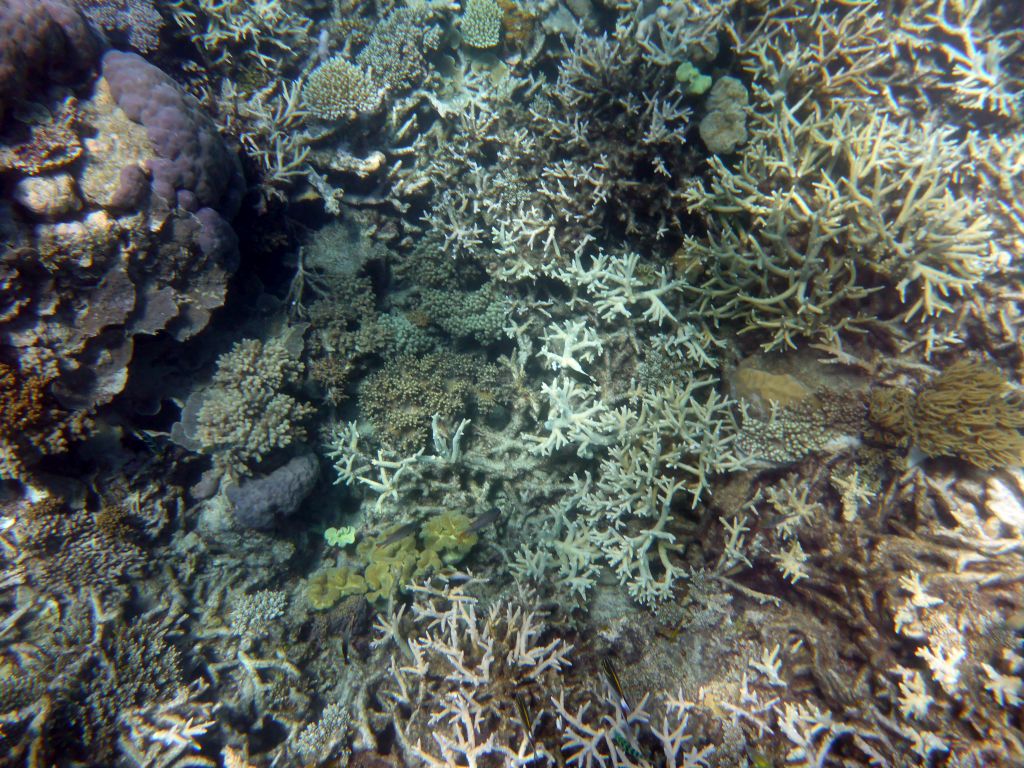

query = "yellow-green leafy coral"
[306,514,484,609]
[324,525,356,547]
[868,358,1024,469]
[358,534,422,603]
[306,566,366,610]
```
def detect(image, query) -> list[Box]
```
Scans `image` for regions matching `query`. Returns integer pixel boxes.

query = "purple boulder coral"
[0,0,100,120]
[101,50,244,217]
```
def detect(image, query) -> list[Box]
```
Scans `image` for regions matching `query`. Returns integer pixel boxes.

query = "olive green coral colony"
[1,0,1023,767]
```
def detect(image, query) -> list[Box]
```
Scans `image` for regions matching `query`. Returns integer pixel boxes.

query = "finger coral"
[869,358,1024,469]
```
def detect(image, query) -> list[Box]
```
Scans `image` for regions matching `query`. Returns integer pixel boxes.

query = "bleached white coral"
[892,666,934,720]
[553,252,684,326]
[917,635,966,695]
[981,662,1023,707]
[778,702,856,768]
[540,320,604,377]
[379,574,571,767]
[749,644,786,688]
[773,539,809,584]
[898,572,943,609]
[529,376,615,458]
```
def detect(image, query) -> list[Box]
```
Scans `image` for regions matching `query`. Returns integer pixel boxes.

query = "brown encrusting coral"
[869,358,1024,469]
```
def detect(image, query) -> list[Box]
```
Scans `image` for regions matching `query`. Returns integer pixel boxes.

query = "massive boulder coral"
[0,0,100,122]
[0,48,244,476]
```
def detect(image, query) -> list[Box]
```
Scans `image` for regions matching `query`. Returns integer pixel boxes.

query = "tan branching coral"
[869,359,1024,469]
[684,101,994,350]
[173,334,315,476]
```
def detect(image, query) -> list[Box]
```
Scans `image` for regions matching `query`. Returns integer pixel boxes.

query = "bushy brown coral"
[359,352,499,451]
[737,388,867,464]
[19,501,144,597]
[0,362,47,438]
[869,358,1024,469]
[0,363,89,480]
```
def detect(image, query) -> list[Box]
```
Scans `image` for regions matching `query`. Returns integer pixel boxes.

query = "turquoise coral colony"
[1,0,1023,766]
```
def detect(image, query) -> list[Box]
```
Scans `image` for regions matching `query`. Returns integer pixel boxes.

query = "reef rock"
[0,48,245,475]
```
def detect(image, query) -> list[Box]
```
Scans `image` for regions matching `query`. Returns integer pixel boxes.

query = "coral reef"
[172,332,314,477]
[1,50,245,484]
[2,1,1024,768]
[301,56,383,122]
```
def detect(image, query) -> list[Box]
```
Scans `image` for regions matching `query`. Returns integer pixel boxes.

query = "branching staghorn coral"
[375,573,573,767]
[166,0,311,70]
[407,5,702,274]
[683,98,995,351]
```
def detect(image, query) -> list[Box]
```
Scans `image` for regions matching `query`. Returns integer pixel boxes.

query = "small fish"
[467,506,501,533]
[377,521,420,548]
[341,637,350,665]
[602,657,632,714]
[611,730,646,764]
[602,658,654,766]
[514,694,545,765]
[745,746,774,767]
[656,617,685,641]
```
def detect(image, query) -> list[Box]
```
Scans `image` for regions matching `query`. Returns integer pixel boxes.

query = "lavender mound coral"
[0,0,100,122]
[101,51,243,218]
